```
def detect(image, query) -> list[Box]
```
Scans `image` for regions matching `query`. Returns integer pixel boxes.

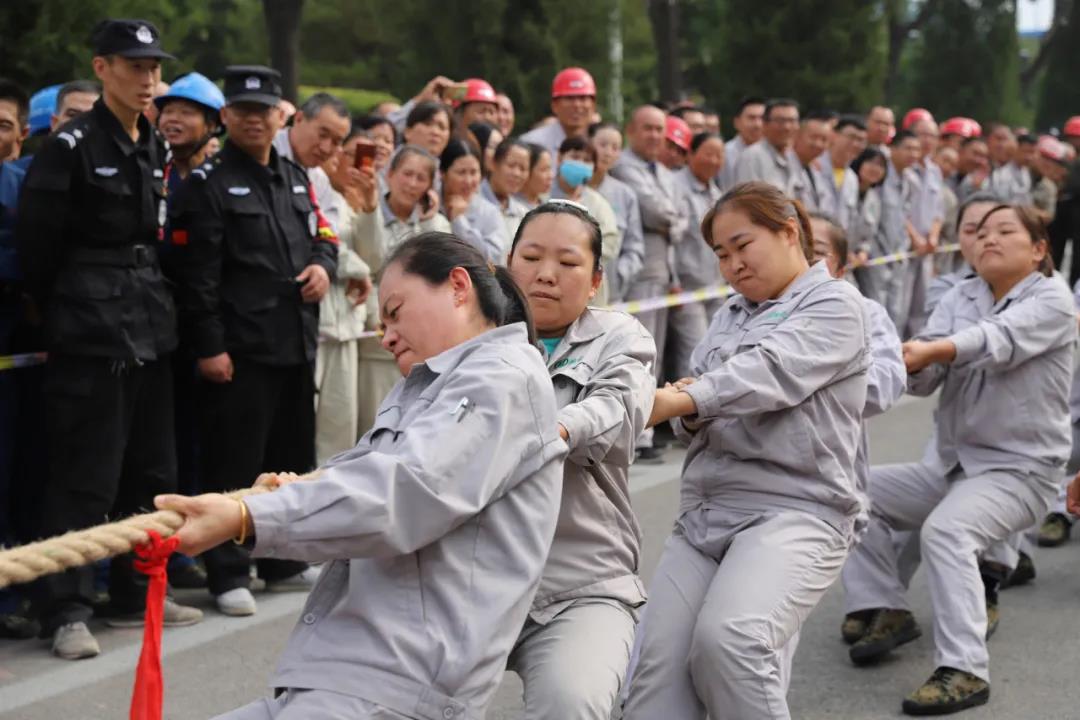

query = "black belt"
[68,244,157,268]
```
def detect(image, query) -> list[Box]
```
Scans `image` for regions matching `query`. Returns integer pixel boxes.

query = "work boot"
[1037,512,1072,547]
[850,609,921,666]
[902,666,989,715]
[52,622,101,660]
[105,598,204,628]
[1000,551,1035,589]
[841,609,875,644]
[985,601,999,640]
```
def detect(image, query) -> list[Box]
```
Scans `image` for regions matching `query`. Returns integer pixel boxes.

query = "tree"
[648,0,682,103]
[901,0,1024,124]
[263,0,304,102]
[1035,0,1080,129]
[883,0,941,103]
[684,0,886,124]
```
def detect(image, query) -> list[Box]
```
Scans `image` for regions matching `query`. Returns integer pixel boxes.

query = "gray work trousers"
[508,598,636,720]
[624,507,849,720]
[841,463,1054,682]
[213,689,409,720]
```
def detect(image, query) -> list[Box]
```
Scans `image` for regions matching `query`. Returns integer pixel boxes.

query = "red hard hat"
[551,67,597,99]
[665,115,692,152]
[1037,135,1069,164]
[454,78,497,108]
[1063,116,1080,138]
[901,108,934,130]
[941,117,981,139]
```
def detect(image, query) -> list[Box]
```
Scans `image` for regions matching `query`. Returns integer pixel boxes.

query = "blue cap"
[28,84,61,136]
[154,72,225,114]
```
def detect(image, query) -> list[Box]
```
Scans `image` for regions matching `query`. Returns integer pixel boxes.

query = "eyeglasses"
[767,116,799,126]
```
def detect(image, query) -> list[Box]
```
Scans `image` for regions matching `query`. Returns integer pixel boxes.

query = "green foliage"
[298,85,398,115]
[682,0,887,127]
[899,0,1026,126]
[1035,0,1080,130]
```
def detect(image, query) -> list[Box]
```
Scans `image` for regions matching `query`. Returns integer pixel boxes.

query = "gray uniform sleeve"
[950,280,1076,371]
[612,164,676,236]
[683,289,866,419]
[864,299,906,417]
[733,149,765,186]
[558,320,656,467]
[245,357,564,560]
[614,190,645,299]
[452,202,508,264]
[908,286,960,395]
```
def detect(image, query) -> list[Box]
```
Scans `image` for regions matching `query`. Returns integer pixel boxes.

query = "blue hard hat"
[154,72,225,114]
[28,84,61,136]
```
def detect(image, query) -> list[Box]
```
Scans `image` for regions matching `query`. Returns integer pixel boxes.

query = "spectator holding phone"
[349,144,450,435]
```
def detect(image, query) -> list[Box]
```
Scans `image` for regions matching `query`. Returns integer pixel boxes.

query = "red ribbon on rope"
[129,530,180,720]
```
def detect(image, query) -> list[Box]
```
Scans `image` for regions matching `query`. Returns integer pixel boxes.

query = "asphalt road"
[3,394,1079,719]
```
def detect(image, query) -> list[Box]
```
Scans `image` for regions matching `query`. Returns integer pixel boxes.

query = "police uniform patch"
[95,167,119,177]
[308,212,317,237]
[136,25,154,44]
[228,186,251,196]
[245,77,261,90]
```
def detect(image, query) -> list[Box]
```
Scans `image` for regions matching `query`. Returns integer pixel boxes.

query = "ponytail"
[381,231,537,343]
[790,197,815,263]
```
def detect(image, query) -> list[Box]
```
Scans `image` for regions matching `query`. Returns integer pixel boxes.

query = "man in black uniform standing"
[17,19,203,660]
[172,66,337,617]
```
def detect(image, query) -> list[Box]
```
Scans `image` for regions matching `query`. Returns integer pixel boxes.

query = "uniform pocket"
[48,268,127,349]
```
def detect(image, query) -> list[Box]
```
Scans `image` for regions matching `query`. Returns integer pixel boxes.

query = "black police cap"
[92,19,175,60]
[223,66,283,107]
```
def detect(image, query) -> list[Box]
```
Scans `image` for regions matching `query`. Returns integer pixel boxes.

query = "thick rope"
[0,472,319,589]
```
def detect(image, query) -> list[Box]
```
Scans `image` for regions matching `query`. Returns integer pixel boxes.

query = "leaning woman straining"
[156,233,568,720]
[624,182,870,720]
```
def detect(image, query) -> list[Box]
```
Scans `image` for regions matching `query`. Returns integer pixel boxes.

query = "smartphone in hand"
[354,142,377,170]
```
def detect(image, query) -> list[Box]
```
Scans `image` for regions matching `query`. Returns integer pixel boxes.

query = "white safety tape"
[2,245,961,365]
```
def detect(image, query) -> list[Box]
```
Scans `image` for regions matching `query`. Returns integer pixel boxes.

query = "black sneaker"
[1000,551,1035,589]
[1037,512,1072,547]
[902,666,989,715]
[850,608,921,666]
[841,609,875,644]
[636,447,665,464]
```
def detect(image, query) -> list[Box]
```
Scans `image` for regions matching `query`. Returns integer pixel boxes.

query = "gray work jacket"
[610,148,687,285]
[244,323,568,720]
[911,272,1075,480]
[531,307,656,622]
[674,261,870,537]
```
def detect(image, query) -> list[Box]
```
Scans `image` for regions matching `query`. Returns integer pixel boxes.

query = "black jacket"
[171,140,337,366]
[16,99,176,360]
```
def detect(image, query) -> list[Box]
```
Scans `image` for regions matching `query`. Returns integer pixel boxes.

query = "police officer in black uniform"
[16,19,203,660]
[171,66,337,617]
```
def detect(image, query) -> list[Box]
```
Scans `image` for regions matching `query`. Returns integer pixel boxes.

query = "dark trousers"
[35,354,177,634]
[198,358,313,595]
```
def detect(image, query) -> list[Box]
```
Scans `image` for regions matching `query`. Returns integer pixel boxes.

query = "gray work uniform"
[719,135,753,191]
[791,160,832,215]
[595,173,645,303]
[220,324,568,720]
[669,166,723,379]
[989,161,1033,205]
[818,151,859,233]
[508,308,656,720]
[841,272,1076,683]
[445,193,509,265]
[855,170,911,332]
[479,178,529,245]
[520,122,569,166]
[610,149,687,450]
[732,140,800,195]
[624,261,870,720]
[903,160,947,338]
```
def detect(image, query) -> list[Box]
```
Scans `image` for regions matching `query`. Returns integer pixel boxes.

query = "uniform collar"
[764,141,791,168]
[222,140,285,181]
[678,165,711,194]
[480,178,502,208]
[92,98,154,157]
[272,128,296,163]
[553,307,606,354]
[380,191,421,226]
[962,270,1043,307]
[422,323,531,375]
